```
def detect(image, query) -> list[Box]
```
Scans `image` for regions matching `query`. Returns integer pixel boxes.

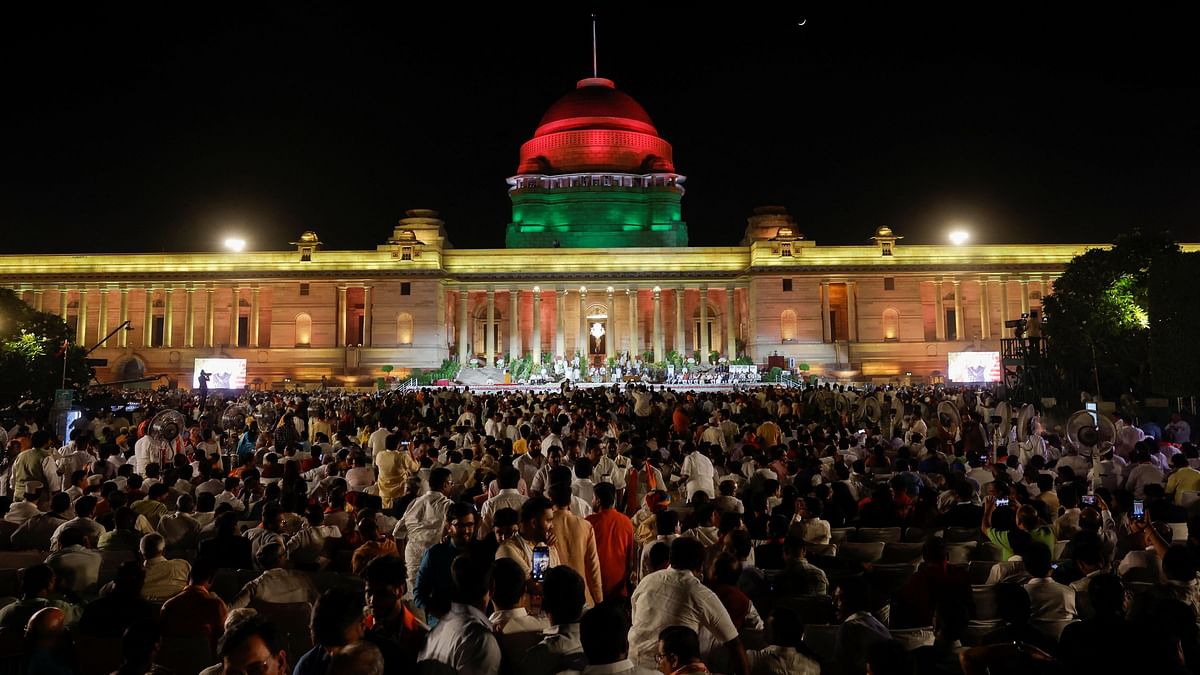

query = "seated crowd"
[0,384,1195,675]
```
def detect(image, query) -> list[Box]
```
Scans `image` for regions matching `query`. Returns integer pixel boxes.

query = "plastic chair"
[973,541,1002,561]
[880,542,925,565]
[946,542,977,565]
[902,527,932,543]
[968,560,999,585]
[970,584,998,621]
[944,527,979,543]
[854,527,902,544]
[804,543,837,558]
[801,624,839,662]
[829,528,854,547]
[868,563,916,599]
[837,541,885,564]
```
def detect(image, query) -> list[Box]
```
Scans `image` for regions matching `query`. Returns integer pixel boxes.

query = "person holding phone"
[981,492,1056,562]
[496,497,560,595]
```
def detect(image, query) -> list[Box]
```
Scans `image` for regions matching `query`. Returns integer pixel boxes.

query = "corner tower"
[505,77,688,248]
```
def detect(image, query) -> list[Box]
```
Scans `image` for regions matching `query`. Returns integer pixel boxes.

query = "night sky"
[2,6,1197,254]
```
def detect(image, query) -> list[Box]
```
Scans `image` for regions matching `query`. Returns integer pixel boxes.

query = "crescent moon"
[798,18,807,26]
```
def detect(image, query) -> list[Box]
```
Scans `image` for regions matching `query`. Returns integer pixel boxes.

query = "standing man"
[12,430,59,500]
[395,467,454,593]
[586,482,636,602]
[548,482,604,608]
[679,443,716,501]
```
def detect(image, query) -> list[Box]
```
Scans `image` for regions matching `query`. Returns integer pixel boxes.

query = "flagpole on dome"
[591,13,598,79]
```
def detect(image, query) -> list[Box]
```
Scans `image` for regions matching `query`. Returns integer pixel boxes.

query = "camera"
[995,497,1010,507]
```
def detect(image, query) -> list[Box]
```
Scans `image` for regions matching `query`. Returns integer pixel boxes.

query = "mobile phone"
[531,545,550,581]
[980,453,989,464]
[1133,499,1145,521]
[995,497,1010,507]
[1081,495,1097,507]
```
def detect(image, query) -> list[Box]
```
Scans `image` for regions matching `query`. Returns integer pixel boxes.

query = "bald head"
[26,606,65,644]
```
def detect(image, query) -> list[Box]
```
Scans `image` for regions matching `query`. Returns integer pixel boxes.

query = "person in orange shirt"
[672,405,691,436]
[587,482,636,600]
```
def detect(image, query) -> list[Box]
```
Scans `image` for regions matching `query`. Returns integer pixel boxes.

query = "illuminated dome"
[517,78,675,174]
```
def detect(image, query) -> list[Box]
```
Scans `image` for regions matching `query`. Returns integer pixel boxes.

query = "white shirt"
[1124,463,1165,499]
[488,606,549,634]
[396,490,452,551]
[419,602,501,675]
[680,450,716,501]
[1025,576,1076,626]
[747,645,822,675]
[368,428,391,456]
[230,568,319,608]
[479,489,527,540]
[629,568,738,669]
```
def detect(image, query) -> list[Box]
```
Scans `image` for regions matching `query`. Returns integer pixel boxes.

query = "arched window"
[295,313,312,346]
[780,309,797,341]
[882,308,900,341]
[397,312,414,346]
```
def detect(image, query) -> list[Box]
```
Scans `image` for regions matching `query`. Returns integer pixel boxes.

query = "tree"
[1041,231,1180,401]
[0,289,93,405]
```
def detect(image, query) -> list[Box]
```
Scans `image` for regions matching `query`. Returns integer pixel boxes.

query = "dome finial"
[592,13,599,79]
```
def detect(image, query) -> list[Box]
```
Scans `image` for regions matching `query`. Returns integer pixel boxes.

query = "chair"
[868,563,916,600]
[963,619,1003,646]
[970,584,999,621]
[890,627,935,650]
[155,634,215,675]
[837,541,885,564]
[829,528,854,547]
[946,542,977,565]
[880,542,925,565]
[804,543,837,558]
[854,527,902,544]
[902,527,932,543]
[973,541,1002,561]
[249,601,313,664]
[944,527,979,543]
[801,624,839,662]
[774,595,836,625]
[968,560,999,585]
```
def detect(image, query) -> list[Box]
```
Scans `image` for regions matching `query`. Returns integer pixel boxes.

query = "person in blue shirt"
[413,501,478,626]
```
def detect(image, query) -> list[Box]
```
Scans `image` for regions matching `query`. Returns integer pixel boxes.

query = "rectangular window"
[884,277,895,291]
[780,242,793,257]
[237,317,249,347]
[401,282,411,296]
[401,247,413,261]
[299,283,310,296]
[946,309,957,341]
[882,242,893,256]
[782,278,793,292]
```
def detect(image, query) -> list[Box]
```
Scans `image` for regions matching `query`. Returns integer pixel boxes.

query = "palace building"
[0,76,1168,388]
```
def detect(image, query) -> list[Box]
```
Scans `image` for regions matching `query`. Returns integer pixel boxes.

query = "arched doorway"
[585,304,609,364]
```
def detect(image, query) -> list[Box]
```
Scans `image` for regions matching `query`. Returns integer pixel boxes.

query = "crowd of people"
[0,381,1195,675]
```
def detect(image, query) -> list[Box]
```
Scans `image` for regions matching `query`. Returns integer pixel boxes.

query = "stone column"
[32,288,44,312]
[230,287,241,347]
[59,287,69,318]
[119,287,130,348]
[336,286,348,347]
[163,287,174,348]
[97,287,109,347]
[1000,277,1010,334]
[699,287,710,357]
[652,287,663,363]
[846,282,858,343]
[362,285,373,347]
[1020,279,1030,316]
[456,289,469,362]
[627,289,638,356]
[76,288,89,345]
[249,287,261,348]
[184,287,195,348]
[820,282,831,343]
[952,280,964,340]
[605,288,615,362]
[674,287,685,354]
[144,287,155,347]
[578,288,588,361]
[978,278,991,340]
[933,279,945,341]
[555,289,567,359]
[725,287,737,357]
[509,290,520,359]
[485,289,496,366]
[204,287,215,348]
[532,287,542,364]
